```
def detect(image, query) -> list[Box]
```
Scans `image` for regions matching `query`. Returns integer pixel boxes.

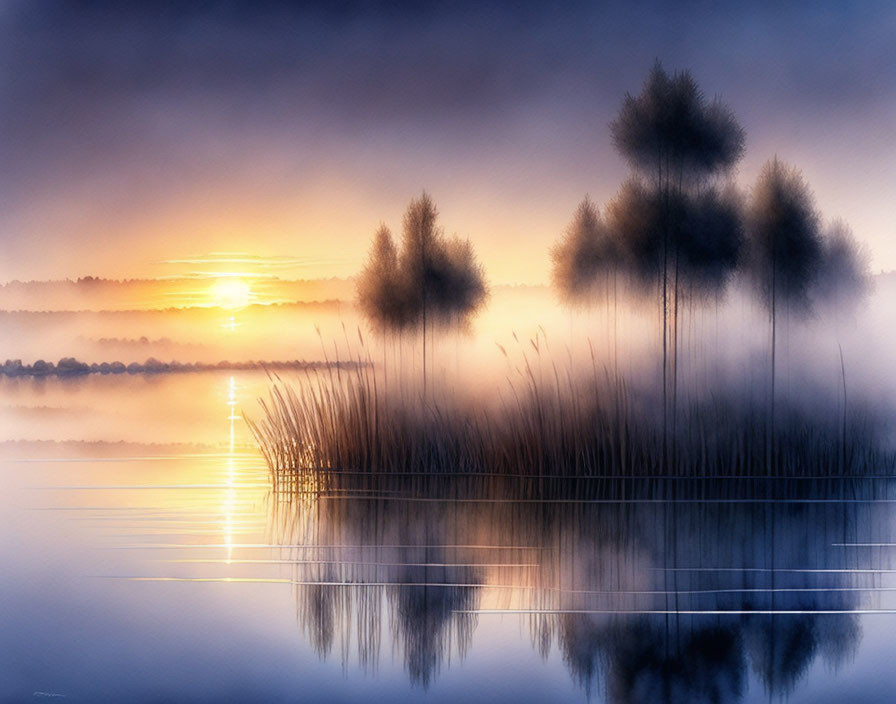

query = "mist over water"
[1,272,895,702]
[2,272,893,397]
[5,401,896,702]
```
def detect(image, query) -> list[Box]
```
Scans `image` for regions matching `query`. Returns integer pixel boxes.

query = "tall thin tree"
[357,193,488,400]
[610,61,745,467]
[746,158,823,468]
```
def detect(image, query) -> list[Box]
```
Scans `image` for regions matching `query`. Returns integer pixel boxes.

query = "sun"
[210,278,251,309]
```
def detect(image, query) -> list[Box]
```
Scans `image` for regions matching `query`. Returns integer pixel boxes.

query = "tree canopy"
[551,197,621,303]
[610,61,746,185]
[357,192,487,332]
[746,158,824,314]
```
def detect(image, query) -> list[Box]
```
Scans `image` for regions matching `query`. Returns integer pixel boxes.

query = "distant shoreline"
[0,357,365,378]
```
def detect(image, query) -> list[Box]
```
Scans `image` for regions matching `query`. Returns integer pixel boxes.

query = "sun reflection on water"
[224,375,237,564]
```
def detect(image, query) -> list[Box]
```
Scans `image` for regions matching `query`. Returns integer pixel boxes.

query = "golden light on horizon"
[210,278,251,310]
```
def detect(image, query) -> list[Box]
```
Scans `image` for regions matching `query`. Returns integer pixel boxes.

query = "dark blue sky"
[1,0,893,281]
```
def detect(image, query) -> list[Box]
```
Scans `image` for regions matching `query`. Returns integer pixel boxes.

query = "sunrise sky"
[1,1,894,284]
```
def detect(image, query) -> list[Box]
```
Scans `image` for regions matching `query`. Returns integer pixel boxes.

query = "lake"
[4,369,896,702]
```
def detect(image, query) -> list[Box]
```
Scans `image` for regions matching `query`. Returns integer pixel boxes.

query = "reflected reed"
[264,486,888,698]
[247,335,896,698]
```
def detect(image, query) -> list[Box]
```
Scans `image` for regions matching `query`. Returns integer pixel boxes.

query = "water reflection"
[4,372,895,701]
[266,482,892,700]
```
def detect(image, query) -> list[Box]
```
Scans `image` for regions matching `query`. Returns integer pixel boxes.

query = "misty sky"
[1,0,894,283]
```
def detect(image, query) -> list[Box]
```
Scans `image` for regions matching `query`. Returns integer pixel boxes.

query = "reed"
[246,337,895,497]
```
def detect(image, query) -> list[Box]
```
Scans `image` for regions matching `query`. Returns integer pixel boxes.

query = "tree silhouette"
[551,196,628,376]
[356,193,487,396]
[609,62,745,465]
[746,158,824,466]
[434,237,487,324]
[747,159,822,314]
[812,219,871,317]
[611,62,746,185]
[551,196,621,303]
[812,220,871,472]
[357,224,413,332]
[400,192,440,368]
[604,177,666,287]
[677,185,744,298]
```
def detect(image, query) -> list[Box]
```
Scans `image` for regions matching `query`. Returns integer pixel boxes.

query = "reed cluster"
[246,345,893,495]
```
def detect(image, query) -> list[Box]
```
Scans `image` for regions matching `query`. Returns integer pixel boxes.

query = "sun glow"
[210,278,251,309]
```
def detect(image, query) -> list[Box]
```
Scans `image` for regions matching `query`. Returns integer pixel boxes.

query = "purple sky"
[1,1,893,283]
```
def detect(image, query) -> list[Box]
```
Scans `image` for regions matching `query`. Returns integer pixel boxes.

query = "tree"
[746,158,824,467]
[811,220,870,473]
[609,62,745,465]
[611,62,745,186]
[811,220,871,317]
[551,197,628,376]
[400,192,441,366]
[551,197,620,303]
[677,186,744,299]
[435,237,487,325]
[356,193,488,397]
[356,224,413,332]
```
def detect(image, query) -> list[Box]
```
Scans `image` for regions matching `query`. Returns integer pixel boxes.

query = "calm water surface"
[3,372,896,702]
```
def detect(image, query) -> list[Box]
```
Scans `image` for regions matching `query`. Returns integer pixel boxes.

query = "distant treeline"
[0,357,363,378]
